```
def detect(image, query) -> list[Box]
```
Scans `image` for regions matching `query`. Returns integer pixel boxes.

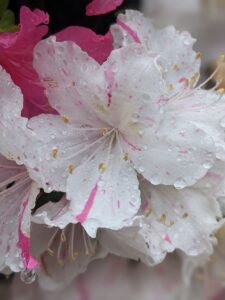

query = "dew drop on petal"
[98,180,105,188]
[174,178,186,189]
[20,269,36,285]
[203,160,213,169]
[150,174,161,185]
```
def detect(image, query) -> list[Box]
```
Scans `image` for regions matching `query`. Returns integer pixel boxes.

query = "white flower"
[22,12,225,239]
[0,67,40,273]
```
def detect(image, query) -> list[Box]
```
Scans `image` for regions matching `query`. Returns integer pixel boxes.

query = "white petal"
[0,155,39,272]
[34,37,108,126]
[101,180,221,265]
[26,114,102,192]
[67,141,140,237]
[111,10,200,91]
[0,67,29,163]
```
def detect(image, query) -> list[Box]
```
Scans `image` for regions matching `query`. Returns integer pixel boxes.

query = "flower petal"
[86,0,123,16]
[33,37,108,124]
[101,180,221,265]
[0,66,31,163]
[0,155,39,272]
[111,10,200,90]
[56,26,113,64]
[0,6,50,117]
[26,114,104,192]
[67,141,140,237]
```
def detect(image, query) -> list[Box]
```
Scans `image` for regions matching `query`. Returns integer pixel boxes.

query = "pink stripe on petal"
[17,195,39,270]
[76,183,99,223]
[117,20,141,44]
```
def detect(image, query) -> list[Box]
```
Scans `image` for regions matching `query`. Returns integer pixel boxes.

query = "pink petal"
[56,26,113,64]
[86,0,123,16]
[0,6,51,118]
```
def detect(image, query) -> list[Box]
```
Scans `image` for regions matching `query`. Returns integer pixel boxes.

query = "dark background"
[8,0,140,35]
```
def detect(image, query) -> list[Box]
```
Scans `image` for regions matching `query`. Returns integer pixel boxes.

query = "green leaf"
[0,9,17,32]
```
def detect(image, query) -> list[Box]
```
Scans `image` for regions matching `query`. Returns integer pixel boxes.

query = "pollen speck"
[123,153,129,161]
[102,128,109,136]
[63,115,70,124]
[99,163,107,173]
[51,147,58,159]
[182,212,188,219]
[167,84,173,91]
[67,164,75,174]
[159,213,166,223]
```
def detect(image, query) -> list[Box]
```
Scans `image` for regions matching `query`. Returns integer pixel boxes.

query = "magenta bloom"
[86,0,124,16]
[0,6,50,117]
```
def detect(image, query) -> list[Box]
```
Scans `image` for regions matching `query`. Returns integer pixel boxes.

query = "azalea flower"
[0,66,40,276]
[0,6,50,117]
[21,8,225,243]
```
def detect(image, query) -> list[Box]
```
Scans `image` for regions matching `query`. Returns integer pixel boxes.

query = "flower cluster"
[1,1,225,299]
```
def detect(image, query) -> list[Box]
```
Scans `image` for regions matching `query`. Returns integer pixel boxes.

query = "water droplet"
[203,160,213,169]
[174,178,186,189]
[98,180,105,188]
[20,269,36,284]
[150,175,161,185]
[138,166,145,173]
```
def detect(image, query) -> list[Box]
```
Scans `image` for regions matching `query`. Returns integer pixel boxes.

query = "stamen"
[47,228,59,257]
[70,225,79,261]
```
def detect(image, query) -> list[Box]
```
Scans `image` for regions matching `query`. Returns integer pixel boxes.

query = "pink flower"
[86,0,124,16]
[0,6,50,118]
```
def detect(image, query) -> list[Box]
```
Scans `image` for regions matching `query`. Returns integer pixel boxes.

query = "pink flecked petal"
[0,6,50,118]
[86,0,123,16]
[56,26,113,64]
[0,154,39,272]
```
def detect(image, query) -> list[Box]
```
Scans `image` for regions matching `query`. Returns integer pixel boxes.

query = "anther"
[167,84,173,91]
[145,207,152,217]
